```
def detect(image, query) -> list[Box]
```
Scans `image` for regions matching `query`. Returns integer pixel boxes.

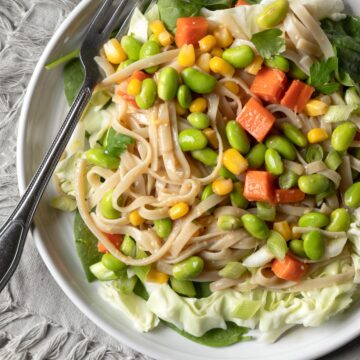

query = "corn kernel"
[129,210,145,226]
[196,53,211,73]
[222,148,248,176]
[169,202,190,220]
[211,47,224,57]
[146,268,169,284]
[150,20,166,35]
[273,221,292,241]
[212,178,234,196]
[103,38,127,64]
[176,101,188,116]
[224,81,240,95]
[210,56,235,78]
[158,31,173,47]
[199,35,217,53]
[307,128,329,144]
[213,26,233,48]
[127,78,142,96]
[245,55,264,75]
[290,223,301,239]
[189,97,207,113]
[203,128,219,149]
[304,99,329,117]
[178,44,195,67]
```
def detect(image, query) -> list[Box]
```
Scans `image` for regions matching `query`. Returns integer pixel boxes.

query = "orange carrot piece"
[115,88,139,108]
[243,171,275,203]
[275,189,305,204]
[175,17,208,48]
[236,97,276,142]
[250,67,288,104]
[97,242,107,253]
[131,70,150,81]
[280,80,315,113]
[272,255,308,281]
[235,0,250,5]
[98,233,123,253]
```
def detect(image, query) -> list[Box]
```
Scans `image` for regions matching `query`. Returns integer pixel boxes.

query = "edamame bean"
[157,67,179,101]
[325,150,343,170]
[86,149,119,170]
[298,212,329,228]
[154,218,173,238]
[102,253,126,272]
[279,170,299,189]
[226,121,250,154]
[264,56,289,72]
[305,144,324,163]
[289,62,307,80]
[315,182,335,203]
[191,148,218,166]
[265,135,296,161]
[241,214,270,240]
[289,239,306,258]
[344,182,360,208]
[281,122,308,148]
[121,235,136,257]
[172,256,204,280]
[179,129,208,151]
[222,45,255,69]
[121,35,142,60]
[170,277,196,297]
[267,230,288,260]
[135,78,157,109]
[246,143,267,169]
[187,112,211,129]
[139,40,161,73]
[326,208,351,232]
[230,182,249,209]
[303,231,325,260]
[257,202,276,221]
[177,84,192,109]
[298,174,330,195]
[201,184,214,201]
[331,121,357,152]
[220,166,238,181]
[257,0,289,29]
[217,215,242,231]
[265,148,284,176]
[118,59,135,70]
[181,68,217,94]
[100,190,120,219]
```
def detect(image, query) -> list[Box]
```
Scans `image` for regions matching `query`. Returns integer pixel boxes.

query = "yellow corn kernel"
[103,38,127,64]
[245,55,264,75]
[212,178,234,196]
[146,268,169,284]
[176,101,188,116]
[199,35,217,53]
[210,56,235,78]
[127,78,142,96]
[203,128,219,149]
[169,202,190,220]
[304,99,329,117]
[307,128,329,144]
[178,44,195,67]
[158,31,173,47]
[273,221,292,241]
[189,97,207,113]
[196,53,211,73]
[211,47,224,57]
[129,210,145,226]
[213,26,234,48]
[223,148,248,176]
[290,223,301,240]
[150,20,166,35]
[224,81,240,95]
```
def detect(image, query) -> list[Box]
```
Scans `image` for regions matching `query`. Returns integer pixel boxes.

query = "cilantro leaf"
[104,128,134,157]
[251,29,286,59]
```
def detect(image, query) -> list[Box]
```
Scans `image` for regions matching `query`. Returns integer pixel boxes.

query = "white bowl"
[17,1,360,359]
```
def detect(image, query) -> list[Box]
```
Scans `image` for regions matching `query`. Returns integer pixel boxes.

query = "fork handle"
[0,85,92,292]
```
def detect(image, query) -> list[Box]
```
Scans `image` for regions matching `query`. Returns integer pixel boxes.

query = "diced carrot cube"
[244,171,275,203]
[281,80,315,113]
[175,17,209,48]
[131,70,150,81]
[98,233,123,253]
[235,0,250,5]
[275,189,306,204]
[272,255,308,281]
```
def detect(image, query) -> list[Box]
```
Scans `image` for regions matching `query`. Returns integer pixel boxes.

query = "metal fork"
[0,0,150,292]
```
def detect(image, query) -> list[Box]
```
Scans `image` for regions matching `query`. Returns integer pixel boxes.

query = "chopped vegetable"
[250,29,286,59]
[275,189,305,204]
[271,255,308,281]
[280,80,315,113]
[243,170,274,203]
[175,17,209,48]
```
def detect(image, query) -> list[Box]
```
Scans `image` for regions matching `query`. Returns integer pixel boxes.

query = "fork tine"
[86,0,114,35]
[101,0,128,38]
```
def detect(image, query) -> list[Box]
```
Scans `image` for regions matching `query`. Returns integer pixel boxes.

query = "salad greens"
[250,29,286,59]
[103,128,134,157]
[64,58,84,105]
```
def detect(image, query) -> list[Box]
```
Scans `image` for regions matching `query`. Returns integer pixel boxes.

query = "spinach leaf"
[133,280,149,300]
[251,29,286,59]
[104,128,134,157]
[74,211,102,282]
[64,58,84,105]
[192,0,231,10]
[245,0,261,3]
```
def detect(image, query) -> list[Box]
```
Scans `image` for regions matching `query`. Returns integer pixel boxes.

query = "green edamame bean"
[267,231,288,260]
[289,62,308,80]
[172,256,204,280]
[191,148,218,166]
[118,59,135,70]
[315,182,335,203]
[181,68,217,94]
[257,202,276,221]
[298,212,329,228]
[230,182,249,209]
[246,143,267,169]
[325,150,343,171]
[135,78,157,109]
[139,40,161,73]
[265,135,297,161]
[222,45,255,69]
[157,67,179,101]
[154,218,173,238]
[201,184,214,201]
[265,56,289,72]
[257,0,289,29]
[331,121,357,152]
[298,174,330,195]
[100,190,120,219]
[86,149,119,170]
[279,170,299,190]
[177,84,192,109]
[121,35,142,60]
[265,148,284,176]
[303,231,325,260]
[326,208,351,232]
[305,144,324,163]
[241,214,270,240]
[220,166,238,181]
[179,129,208,151]
[121,235,136,257]
[217,215,242,231]
[187,112,211,129]
[226,120,250,154]
[170,277,196,297]
[289,239,306,258]
[102,253,126,272]
[281,122,308,147]
[344,182,360,208]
